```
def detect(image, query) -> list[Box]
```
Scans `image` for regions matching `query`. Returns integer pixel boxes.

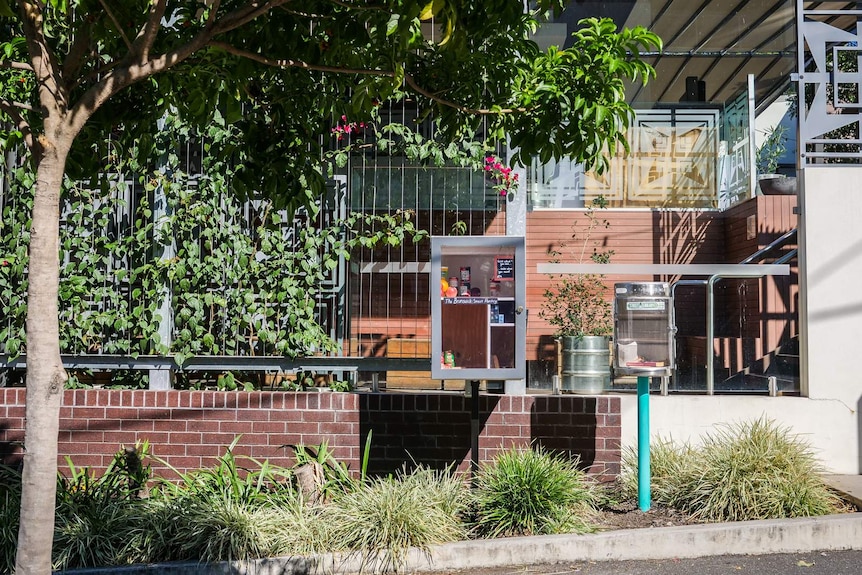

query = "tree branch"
[0,60,34,72]
[209,40,390,75]
[129,0,167,62]
[19,1,68,114]
[280,7,330,19]
[68,0,276,135]
[325,0,387,11]
[403,74,524,115]
[209,40,524,116]
[98,0,133,51]
[211,0,293,35]
[61,19,93,84]
[0,98,35,113]
[0,98,36,152]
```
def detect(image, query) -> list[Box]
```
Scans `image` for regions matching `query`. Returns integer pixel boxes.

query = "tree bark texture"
[15,142,69,575]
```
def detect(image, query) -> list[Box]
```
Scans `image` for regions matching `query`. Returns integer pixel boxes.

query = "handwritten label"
[443,297,499,304]
[494,256,515,281]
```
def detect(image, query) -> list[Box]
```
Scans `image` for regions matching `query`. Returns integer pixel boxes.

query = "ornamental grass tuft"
[0,465,21,575]
[471,446,599,538]
[53,442,153,570]
[622,417,845,522]
[620,437,695,508]
[321,466,469,573]
[144,438,296,563]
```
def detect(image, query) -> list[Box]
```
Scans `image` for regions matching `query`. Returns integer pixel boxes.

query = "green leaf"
[0,0,14,18]
[386,14,400,36]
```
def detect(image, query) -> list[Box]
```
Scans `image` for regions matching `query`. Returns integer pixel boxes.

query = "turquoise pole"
[637,375,651,511]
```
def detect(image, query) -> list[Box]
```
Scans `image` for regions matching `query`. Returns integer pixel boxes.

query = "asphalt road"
[443,550,862,575]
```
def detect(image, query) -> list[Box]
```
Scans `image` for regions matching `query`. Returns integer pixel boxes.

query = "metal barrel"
[561,336,611,394]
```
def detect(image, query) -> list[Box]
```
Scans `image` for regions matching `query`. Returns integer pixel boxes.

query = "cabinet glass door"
[431,237,526,381]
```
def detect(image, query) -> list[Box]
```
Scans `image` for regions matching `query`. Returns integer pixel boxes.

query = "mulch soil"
[592,499,701,530]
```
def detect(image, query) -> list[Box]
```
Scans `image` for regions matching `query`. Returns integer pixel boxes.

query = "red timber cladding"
[0,389,620,482]
[719,195,798,368]
[526,209,725,361]
[345,201,795,368]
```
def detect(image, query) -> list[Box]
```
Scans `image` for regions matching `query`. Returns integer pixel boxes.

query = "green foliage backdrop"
[0,117,427,364]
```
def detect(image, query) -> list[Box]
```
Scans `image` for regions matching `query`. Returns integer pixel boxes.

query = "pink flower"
[483,154,518,197]
[331,116,367,140]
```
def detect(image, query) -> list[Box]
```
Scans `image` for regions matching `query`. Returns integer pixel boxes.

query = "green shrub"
[683,418,844,521]
[322,466,469,572]
[254,497,332,557]
[159,496,277,562]
[0,465,22,575]
[147,438,296,562]
[53,498,148,569]
[622,418,845,522]
[471,447,599,538]
[53,443,152,570]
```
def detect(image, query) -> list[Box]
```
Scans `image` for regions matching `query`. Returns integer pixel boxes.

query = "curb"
[61,513,862,575]
[406,512,862,572]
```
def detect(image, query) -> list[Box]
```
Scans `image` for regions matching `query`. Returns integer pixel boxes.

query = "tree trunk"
[15,141,69,575]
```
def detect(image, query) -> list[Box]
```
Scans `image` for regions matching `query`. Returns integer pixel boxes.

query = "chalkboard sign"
[494,256,515,281]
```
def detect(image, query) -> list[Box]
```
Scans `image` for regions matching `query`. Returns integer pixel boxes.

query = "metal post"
[706,278,716,396]
[470,380,480,479]
[637,375,651,511]
[149,137,174,390]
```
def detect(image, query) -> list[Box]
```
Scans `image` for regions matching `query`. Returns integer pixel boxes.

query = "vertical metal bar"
[706,276,716,395]
[335,175,348,351]
[150,121,174,390]
[747,73,757,198]
[637,375,651,511]
[470,379,481,478]
[794,0,810,398]
[795,0,806,160]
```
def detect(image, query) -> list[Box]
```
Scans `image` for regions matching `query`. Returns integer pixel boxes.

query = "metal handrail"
[674,228,798,394]
[739,228,798,264]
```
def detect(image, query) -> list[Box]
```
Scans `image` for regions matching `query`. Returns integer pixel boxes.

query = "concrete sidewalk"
[825,475,862,509]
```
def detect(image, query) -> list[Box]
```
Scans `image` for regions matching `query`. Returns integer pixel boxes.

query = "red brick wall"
[0,389,620,481]
[359,394,620,479]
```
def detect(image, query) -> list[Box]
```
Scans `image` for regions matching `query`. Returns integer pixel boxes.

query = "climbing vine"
[0,116,427,365]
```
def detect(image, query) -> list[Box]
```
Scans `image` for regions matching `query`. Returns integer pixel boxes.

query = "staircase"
[715,335,800,395]
[670,224,799,395]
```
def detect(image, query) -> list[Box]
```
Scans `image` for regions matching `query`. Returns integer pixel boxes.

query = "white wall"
[619,395,859,474]
[798,166,862,472]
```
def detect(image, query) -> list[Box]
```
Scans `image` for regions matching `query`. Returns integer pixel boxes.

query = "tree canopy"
[1,1,660,206]
[0,2,660,574]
